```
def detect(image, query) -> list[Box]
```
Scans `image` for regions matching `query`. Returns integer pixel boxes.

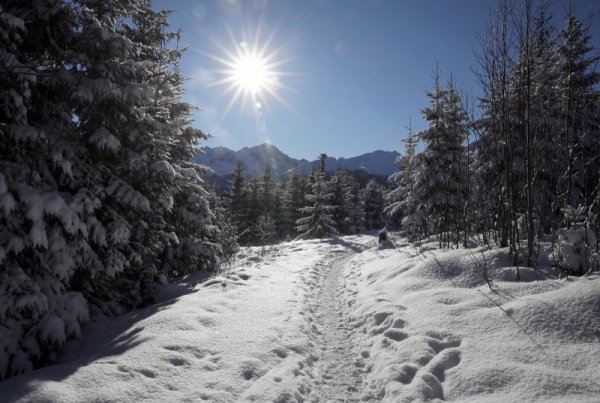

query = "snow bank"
[341,239,600,402]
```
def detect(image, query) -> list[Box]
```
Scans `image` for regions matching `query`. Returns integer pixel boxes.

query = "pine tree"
[271,182,287,240]
[244,177,262,243]
[0,0,225,378]
[344,178,366,234]
[414,69,467,246]
[0,0,90,378]
[364,179,385,230]
[284,166,308,236]
[556,11,600,212]
[329,170,349,233]
[385,119,420,231]
[295,156,336,240]
[261,165,275,218]
[226,161,248,236]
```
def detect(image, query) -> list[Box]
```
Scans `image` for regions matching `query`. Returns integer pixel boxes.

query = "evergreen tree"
[261,165,275,218]
[225,161,248,236]
[414,70,467,246]
[284,166,308,236]
[344,178,366,234]
[295,160,336,240]
[364,179,385,230]
[0,0,90,378]
[556,11,600,212]
[271,182,287,240]
[0,0,225,378]
[244,177,262,243]
[385,119,420,230]
[329,170,349,233]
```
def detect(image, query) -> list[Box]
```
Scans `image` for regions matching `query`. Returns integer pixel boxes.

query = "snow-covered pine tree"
[131,1,226,279]
[284,166,308,237]
[0,0,226,378]
[0,0,90,378]
[243,177,262,244]
[66,0,215,313]
[556,10,600,213]
[205,185,238,268]
[364,179,385,230]
[328,170,349,233]
[414,69,467,246]
[261,165,276,218]
[271,182,287,240]
[344,177,366,234]
[443,78,470,246]
[295,156,336,240]
[385,119,421,233]
[225,161,248,237]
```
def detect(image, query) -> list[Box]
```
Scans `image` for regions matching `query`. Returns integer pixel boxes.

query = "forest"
[0,0,598,382]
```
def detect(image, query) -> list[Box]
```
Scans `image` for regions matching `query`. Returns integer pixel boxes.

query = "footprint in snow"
[167,356,189,367]
[273,347,288,359]
[137,368,156,378]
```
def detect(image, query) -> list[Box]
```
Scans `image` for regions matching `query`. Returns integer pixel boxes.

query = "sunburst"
[203,29,294,118]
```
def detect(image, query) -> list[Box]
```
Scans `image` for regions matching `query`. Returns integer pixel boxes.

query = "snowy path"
[307,252,363,402]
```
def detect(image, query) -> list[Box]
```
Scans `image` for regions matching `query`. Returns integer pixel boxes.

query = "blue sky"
[156,0,600,160]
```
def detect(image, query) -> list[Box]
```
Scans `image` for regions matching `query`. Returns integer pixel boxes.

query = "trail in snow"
[307,251,364,402]
[343,247,464,401]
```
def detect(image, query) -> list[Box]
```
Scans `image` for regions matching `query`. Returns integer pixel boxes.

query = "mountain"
[194,143,400,178]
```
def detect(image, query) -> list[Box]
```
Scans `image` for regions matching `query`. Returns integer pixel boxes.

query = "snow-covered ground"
[1,234,599,402]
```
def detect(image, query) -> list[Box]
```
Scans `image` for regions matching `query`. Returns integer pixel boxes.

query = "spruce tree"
[364,179,385,230]
[329,170,349,233]
[284,166,308,237]
[226,161,248,236]
[344,178,366,234]
[0,0,226,378]
[414,70,467,246]
[295,156,336,240]
[556,11,600,211]
[0,0,90,378]
[385,120,421,232]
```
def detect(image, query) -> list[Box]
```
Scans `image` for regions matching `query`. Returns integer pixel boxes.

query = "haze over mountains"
[194,143,400,178]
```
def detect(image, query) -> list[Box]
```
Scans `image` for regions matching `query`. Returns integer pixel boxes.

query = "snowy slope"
[1,234,598,402]
[341,239,600,402]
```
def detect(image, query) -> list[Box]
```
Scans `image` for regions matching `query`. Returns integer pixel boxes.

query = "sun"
[232,53,270,95]
[202,32,293,118]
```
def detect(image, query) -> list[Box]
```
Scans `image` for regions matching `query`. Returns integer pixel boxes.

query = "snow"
[89,127,121,153]
[0,234,598,402]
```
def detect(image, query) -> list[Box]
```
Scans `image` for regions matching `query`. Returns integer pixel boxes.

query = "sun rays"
[201,27,295,120]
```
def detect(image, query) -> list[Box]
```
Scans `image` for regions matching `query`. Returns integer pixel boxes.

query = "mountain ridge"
[194,143,400,178]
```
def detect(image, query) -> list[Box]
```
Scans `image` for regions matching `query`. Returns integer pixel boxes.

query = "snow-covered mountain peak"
[194,144,400,177]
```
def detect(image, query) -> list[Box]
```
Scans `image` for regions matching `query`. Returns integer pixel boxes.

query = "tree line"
[385,0,600,276]
[222,154,387,245]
